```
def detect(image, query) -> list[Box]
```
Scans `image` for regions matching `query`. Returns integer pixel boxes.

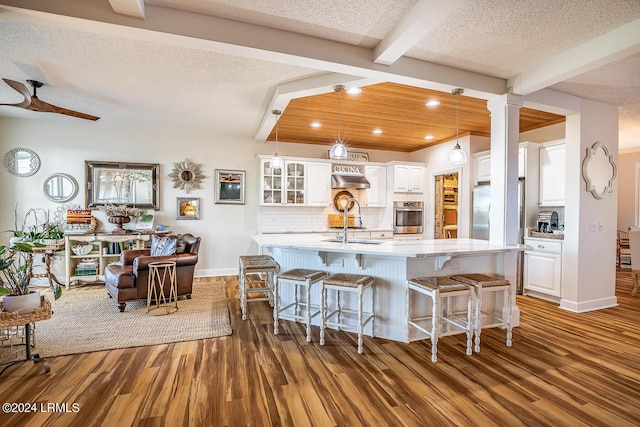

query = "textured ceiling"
[0,0,639,151]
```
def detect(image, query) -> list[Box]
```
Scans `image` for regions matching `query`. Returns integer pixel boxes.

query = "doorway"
[434,173,459,239]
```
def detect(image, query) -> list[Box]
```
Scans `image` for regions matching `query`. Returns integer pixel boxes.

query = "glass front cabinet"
[260,158,306,205]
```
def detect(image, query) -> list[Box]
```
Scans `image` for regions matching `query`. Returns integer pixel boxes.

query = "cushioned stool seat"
[239,255,280,320]
[406,276,474,362]
[450,273,512,352]
[274,268,327,342]
[320,273,375,354]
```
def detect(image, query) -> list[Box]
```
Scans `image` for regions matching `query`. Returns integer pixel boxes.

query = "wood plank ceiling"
[269,82,565,153]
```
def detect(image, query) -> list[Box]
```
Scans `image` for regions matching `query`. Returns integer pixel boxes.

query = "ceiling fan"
[0,78,100,121]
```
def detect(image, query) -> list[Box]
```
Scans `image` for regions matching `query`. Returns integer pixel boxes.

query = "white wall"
[618,149,640,231]
[0,117,409,277]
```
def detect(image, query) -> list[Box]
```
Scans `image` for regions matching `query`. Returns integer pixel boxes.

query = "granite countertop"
[253,234,526,259]
[528,230,564,240]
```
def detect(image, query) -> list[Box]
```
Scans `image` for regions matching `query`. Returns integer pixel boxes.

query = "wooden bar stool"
[274,268,327,342]
[450,273,512,352]
[239,255,280,320]
[320,273,375,354]
[406,276,474,363]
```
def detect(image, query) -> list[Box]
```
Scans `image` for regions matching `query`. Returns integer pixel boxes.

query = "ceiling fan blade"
[1,78,32,108]
[28,97,100,121]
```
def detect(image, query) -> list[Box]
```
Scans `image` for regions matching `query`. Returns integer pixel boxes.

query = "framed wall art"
[177,197,200,220]
[215,169,245,204]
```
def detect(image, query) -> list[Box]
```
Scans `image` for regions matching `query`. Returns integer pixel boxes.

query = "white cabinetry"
[306,162,331,206]
[364,165,386,207]
[538,141,565,206]
[260,158,307,206]
[393,164,425,193]
[473,146,527,184]
[523,238,562,301]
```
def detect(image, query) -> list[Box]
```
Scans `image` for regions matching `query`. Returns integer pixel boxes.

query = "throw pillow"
[175,237,187,254]
[150,235,177,256]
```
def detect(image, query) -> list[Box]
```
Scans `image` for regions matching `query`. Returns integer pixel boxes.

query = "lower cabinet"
[523,238,562,301]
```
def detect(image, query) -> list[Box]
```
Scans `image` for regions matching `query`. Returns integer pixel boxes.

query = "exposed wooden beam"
[510,18,640,95]
[107,0,144,19]
[373,0,469,65]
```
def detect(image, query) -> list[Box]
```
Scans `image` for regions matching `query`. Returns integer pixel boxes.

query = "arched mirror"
[4,147,41,177]
[581,142,617,200]
[43,173,78,203]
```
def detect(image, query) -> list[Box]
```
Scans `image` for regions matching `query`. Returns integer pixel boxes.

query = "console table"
[64,232,155,288]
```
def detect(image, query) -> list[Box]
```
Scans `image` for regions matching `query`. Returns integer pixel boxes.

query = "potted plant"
[0,243,62,314]
[100,204,141,233]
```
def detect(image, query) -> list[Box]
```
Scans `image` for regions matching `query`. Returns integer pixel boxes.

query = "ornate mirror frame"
[581,142,617,200]
[4,147,41,177]
[168,158,205,193]
[85,160,160,209]
[43,173,78,203]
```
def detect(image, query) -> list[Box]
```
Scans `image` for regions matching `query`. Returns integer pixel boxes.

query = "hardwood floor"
[1,273,639,426]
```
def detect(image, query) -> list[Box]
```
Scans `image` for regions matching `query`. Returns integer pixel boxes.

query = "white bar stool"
[273,268,327,342]
[450,273,512,352]
[406,276,474,362]
[147,261,178,316]
[239,255,280,320]
[320,273,375,354]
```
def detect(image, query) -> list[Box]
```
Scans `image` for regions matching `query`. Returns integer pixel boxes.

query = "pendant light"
[329,85,348,160]
[269,109,283,169]
[448,88,468,165]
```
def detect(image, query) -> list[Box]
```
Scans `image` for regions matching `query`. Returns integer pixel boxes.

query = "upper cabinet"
[473,146,527,184]
[393,164,425,193]
[306,161,332,207]
[364,165,386,207]
[260,158,307,206]
[538,140,565,207]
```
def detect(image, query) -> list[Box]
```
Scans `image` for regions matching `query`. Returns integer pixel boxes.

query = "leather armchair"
[104,233,201,312]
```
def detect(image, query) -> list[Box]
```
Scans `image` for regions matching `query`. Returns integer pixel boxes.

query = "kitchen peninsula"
[252,234,526,342]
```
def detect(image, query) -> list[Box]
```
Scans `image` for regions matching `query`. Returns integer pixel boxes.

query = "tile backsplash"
[257,206,388,233]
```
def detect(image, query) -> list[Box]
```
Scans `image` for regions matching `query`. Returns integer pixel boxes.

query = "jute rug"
[34,279,232,357]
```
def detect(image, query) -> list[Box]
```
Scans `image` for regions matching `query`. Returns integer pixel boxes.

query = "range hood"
[331,173,370,189]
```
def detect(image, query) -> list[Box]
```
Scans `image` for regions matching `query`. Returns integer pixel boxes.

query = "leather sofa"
[104,233,201,312]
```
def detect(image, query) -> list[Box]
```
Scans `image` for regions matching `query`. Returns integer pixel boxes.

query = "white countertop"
[259,228,394,234]
[253,234,526,259]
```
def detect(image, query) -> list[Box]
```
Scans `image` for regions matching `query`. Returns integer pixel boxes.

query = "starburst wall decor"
[168,158,205,193]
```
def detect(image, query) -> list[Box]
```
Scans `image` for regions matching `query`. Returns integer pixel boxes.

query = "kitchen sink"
[322,238,386,245]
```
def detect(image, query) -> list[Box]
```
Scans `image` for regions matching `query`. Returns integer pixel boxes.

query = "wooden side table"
[147,261,178,315]
[0,295,52,376]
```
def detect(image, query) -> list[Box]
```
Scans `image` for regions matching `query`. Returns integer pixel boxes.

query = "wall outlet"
[589,222,596,232]
[598,222,604,231]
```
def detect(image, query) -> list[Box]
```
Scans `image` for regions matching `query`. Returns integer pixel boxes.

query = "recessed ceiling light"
[346,87,361,95]
[424,135,434,140]
[425,99,440,107]
[372,128,383,134]
[310,122,321,128]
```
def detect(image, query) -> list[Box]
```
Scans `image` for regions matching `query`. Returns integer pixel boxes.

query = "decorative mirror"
[4,147,41,177]
[581,142,617,200]
[168,158,205,193]
[215,169,245,204]
[85,161,160,209]
[43,173,78,203]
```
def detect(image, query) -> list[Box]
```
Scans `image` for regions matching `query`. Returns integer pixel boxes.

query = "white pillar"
[561,99,618,312]
[487,93,523,246]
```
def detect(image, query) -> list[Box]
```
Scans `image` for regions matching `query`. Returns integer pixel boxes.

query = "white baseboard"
[559,296,618,313]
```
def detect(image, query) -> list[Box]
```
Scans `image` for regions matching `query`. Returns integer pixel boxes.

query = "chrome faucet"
[342,198,362,243]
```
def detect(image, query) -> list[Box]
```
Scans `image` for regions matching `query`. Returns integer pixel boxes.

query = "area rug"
[34,280,232,357]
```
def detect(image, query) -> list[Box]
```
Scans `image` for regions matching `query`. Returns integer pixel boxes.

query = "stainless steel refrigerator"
[472,178,525,293]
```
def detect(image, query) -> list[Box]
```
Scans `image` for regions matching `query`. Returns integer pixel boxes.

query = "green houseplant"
[0,243,62,314]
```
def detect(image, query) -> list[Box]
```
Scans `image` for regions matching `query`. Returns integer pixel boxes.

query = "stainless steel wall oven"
[393,201,424,234]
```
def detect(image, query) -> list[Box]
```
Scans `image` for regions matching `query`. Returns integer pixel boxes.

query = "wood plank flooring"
[1,273,639,426]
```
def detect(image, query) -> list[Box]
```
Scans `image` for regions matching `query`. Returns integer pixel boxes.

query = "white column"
[487,93,523,246]
[561,99,618,312]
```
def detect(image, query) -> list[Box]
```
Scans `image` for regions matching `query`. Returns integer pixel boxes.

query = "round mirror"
[43,173,78,203]
[4,147,41,177]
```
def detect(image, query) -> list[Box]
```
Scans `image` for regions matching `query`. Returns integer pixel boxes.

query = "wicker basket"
[0,295,53,328]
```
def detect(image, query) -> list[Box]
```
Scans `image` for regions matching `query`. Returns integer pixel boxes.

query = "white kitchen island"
[252,234,526,343]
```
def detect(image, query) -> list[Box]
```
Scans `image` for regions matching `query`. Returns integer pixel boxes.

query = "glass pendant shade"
[448,143,467,164]
[329,85,348,160]
[270,109,283,168]
[330,139,348,160]
[449,88,467,165]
